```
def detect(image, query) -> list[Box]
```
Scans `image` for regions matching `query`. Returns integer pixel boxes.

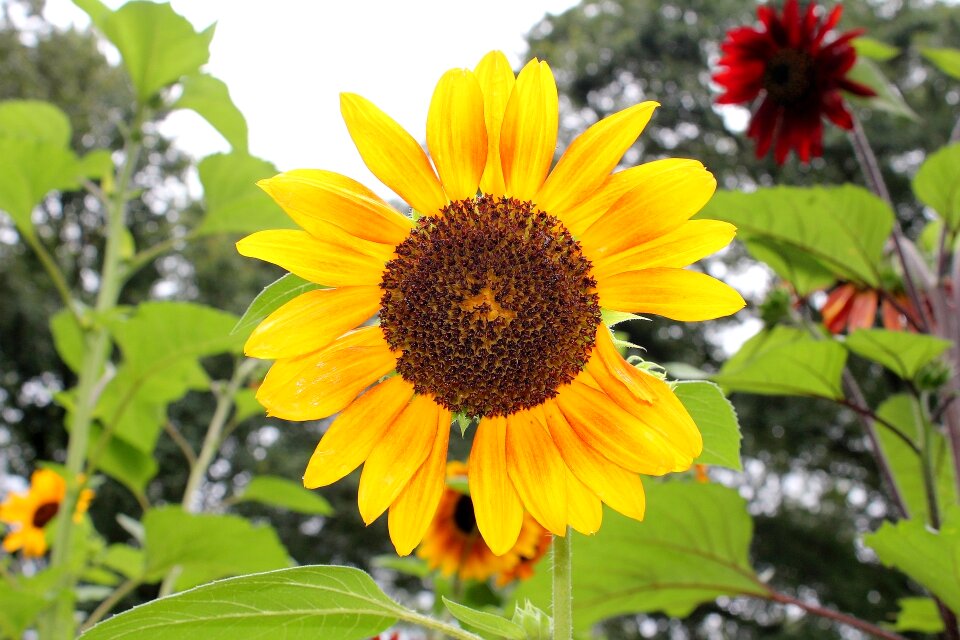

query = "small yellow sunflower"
[418,462,550,585]
[0,469,93,557]
[238,50,744,556]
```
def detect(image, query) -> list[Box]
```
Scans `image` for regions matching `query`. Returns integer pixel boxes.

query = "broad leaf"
[891,597,945,633]
[172,73,248,152]
[914,143,960,230]
[443,598,525,640]
[235,476,334,515]
[739,236,835,296]
[143,506,291,591]
[75,0,214,103]
[80,566,400,640]
[88,424,158,496]
[50,309,85,373]
[852,37,900,62]
[922,47,960,80]
[845,329,951,380]
[0,582,47,639]
[675,381,742,471]
[101,544,146,580]
[512,483,766,631]
[195,153,294,236]
[701,186,895,288]
[846,58,919,120]
[713,327,846,399]
[232,273,324,338]
[865,506,960,613]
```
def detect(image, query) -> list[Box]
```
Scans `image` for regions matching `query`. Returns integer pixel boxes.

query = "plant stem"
[552,527,573,640]
[24,233,81,323]
[79,577,142,632]
[767,590,908,640]
[400,609,484,640]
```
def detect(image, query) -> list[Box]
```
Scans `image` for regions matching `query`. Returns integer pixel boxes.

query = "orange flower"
[0,469,93,557]
[821,283,921,334]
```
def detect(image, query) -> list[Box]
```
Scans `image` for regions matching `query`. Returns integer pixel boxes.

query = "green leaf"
[172,73,248,152]
[739,236,836,296]
[443,598,525,640]
[195,153,294,236]
[700,186,895,289]
[511,483,766,630]
[79,566,400,640]
[0,100,70,144]
[853,37,900,62]
[232,273,323,337]
[101,544,146,580]
[891,597,945,633]
[371,555,431,579]
[50,309,85,373]
[914,143,960,230]
[845,329,951,380]
[0,582,47,639]
[922,47,960,80]
[675,381,742,471]
[713,327,846,399]
[88,424,158,496]
[76,0,214,103]
[235,476,334,515]
[864,506,960,613]
[142,506,291,591]
[846,57,919,120]
[232,388,264,424]
[601,309,646,327]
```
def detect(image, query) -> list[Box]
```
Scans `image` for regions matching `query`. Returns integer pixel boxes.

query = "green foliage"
[853,37,901,62]
[845,58,919,120]
[49,309,85,373]
[713,327,847,399]
[234,476,334,515]
[674,381,742,471]
[0,582,47,640]
[173,73,249,152]
[510,601,552,639]
[74,0,214,103]
[443,597,526,639]
[891,597,945,633]
[512,483,766,632]
[232,273,323,337]
[79,566,399,640]
[922,47,960,79]
[195,152,295,236]
[913,143,960,230]
[845,329,952,380]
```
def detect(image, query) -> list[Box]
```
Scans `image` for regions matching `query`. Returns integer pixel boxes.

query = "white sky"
[44,0,579,199]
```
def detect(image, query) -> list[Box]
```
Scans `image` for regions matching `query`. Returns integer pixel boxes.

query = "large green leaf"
[88,424,159,496]
[80,566,400,640]
[675,381,742,471]
[143,506,291,592]
[700,186,895,289]
[232,273,324,338]
[713,327,846,399]
[74,0,214,103]
[914,143,960,230]
[172,73,248,152]
[845,58,919,120]
[852,37,900,62]
[738,236,835,296]
[195,153,294,236]
[891,597,945,633]
[443,598,526,640]
[0,582,47,639]
[512,483,766,631]
[845,329,952,380]
[864,506,960,613]
[922,47,960,80]
[235,476,334,515]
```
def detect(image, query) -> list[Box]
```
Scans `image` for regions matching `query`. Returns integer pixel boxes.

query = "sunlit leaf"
[845,329,951,380]
[739,236,835,296]
[713,327,846,399]
[232,273,323,338]
[922,47,960,80]
[173,73,248,152]
[102,544,146,580]
[195,153,294,236]
[914,143,960,230]
[443,598,525,640]
[88,424,158,496]
[512,483,766,631]
[50,309,85,373]
[235,476,334,515]
[846,58,919,120]
[675,381,742,471]
[891,597,945,633]
[852,37,900,62]
[0,582,47,640]
[80,566,400,640]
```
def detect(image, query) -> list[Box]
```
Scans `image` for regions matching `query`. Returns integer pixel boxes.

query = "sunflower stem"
[552,527,574,640]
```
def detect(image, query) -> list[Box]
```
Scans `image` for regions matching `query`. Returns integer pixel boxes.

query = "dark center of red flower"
[763,48,815,105]
[32,501,60,528]
[452,494,477,535]
[379,195,600,417]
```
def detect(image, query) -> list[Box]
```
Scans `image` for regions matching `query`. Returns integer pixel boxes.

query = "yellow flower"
[0,469,94,557]
[418,462,550,585]
[238,50,744,556]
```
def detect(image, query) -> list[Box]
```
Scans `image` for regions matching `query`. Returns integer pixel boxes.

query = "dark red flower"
[713,0,875,164]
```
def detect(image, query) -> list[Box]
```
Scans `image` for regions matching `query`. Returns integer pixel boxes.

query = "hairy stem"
[552,527,573,640]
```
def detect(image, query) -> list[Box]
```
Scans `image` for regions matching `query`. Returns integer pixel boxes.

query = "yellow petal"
[505,410,567,536]
[474,51,516,196]
[341,92,447,216]
[31,469,66,503]
[245,286,381,359]
[564,464,602,535]
[597,267,746,321]
[303,376,413,488]
[537,102,658,215]
[579,161,716,260]
[585,327,657,404]
[257,169,412,246]
[542,400,646,521]
[256,327,397,421]
[427,69,487,202]
[499,59,558,201]
[592,220,737,279]
[388,406,452,556]
[358,394,441,524]
[236,229,387,287]
[469,416,524,555]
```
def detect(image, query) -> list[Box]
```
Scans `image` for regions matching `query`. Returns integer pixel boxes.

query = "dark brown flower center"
[763,48,815,105]
[32,501,60,528]
[452,494,477,535]
[379,195,600,417]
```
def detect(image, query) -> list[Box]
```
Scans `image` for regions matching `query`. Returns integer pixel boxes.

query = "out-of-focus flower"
[820,283,921,334]
[0,469,93,557]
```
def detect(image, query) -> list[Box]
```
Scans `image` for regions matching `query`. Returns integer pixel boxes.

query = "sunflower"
[0,469,93,558]
[238,50,744,556]
[712,0,875,164]
[417,462,550,585]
